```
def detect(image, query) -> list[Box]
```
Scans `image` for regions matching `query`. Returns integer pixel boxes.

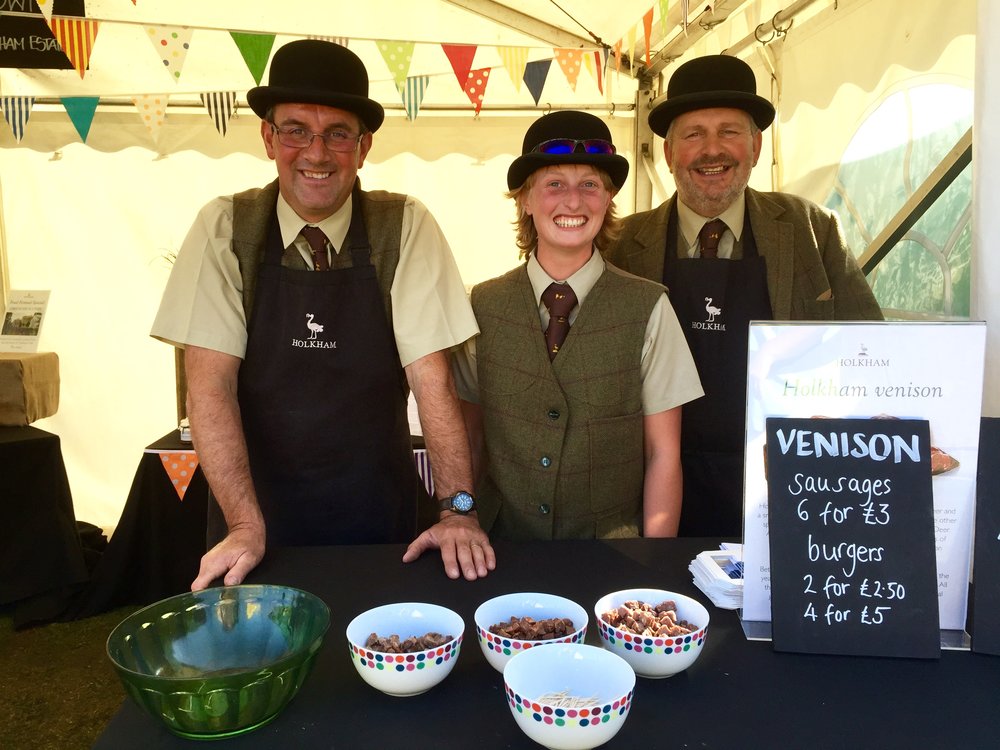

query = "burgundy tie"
[300,225,330,271]
[698,219,726,259]
[541,282,577,360]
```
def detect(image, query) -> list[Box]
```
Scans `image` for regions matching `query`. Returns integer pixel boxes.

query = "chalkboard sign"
[0,0,84,71]
[766,416,940,658]
[972,418,1000,655]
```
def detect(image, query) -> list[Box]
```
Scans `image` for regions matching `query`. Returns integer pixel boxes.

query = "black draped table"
[95,537,999,749]
[0,425,88,625]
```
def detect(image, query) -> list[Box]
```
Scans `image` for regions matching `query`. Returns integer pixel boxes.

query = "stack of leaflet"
[689,543,743,610]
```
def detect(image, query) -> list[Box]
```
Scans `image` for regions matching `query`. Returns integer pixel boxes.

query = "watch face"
[452,492,475,513]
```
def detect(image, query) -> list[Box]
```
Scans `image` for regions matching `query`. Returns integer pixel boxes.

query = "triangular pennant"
[159,452,200,501]
[230,32,275,86]
[626,26,637,75]
[201,92,238,137]
[306,35,350,47]
[462,67,491,114]
[442,44,477,90]
[591,50,604,95]
[60,96,99,142]
[523,59,551,105]
[659,0,671,33]
[497,46,529,93]
[643,8,654,66]
[553,49,583,92]
[146,26,194,83]
[377,40,415,88]
[613,39,623,74]
[397,75,430,121]
[682,0,690,30]
[48,18,99,78]
[36,0,54,23]
[131,94,168,144]
[1,97,34,143]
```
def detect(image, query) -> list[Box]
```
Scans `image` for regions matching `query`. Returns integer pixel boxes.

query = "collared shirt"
[677,190,747,259]
[151,190,478,368]
[453,249,703,416]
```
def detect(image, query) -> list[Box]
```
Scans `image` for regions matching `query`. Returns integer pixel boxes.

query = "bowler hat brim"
[506,152,629,191]
[247,87,385,132]
[648,91,774,137]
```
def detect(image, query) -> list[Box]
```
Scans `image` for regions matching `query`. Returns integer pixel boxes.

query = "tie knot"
[300,225,330,270]
[698,218,727,258]
[542,282,577,317]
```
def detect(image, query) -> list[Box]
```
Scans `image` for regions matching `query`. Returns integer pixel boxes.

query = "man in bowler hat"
[605,55,883,538]
[152,40,494,587]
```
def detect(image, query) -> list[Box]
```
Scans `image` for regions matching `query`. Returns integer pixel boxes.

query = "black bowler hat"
[247,40,385,132]
[507,110,629,190]
[647,55,775,137]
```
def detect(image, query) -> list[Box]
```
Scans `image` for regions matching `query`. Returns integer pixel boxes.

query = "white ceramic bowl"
[503,643,635,750]
[346,602,464,697]
[474,592,588,673]
[593,588,709,679]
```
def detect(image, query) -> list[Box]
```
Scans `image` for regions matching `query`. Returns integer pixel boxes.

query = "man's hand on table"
[403,513,495,581]
[191,524,266,591]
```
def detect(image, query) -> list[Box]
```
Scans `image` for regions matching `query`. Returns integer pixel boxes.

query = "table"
[68,431,209,618]
[0,425,88,626]
[95,537,1000,749]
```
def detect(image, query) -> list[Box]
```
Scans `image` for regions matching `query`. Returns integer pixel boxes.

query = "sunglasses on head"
[532,138,617,155]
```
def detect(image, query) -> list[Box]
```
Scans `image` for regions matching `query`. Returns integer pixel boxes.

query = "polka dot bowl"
[503,643,635,750]
[474,592,588,673]
[593,588,709,679]
[346,602,464,697]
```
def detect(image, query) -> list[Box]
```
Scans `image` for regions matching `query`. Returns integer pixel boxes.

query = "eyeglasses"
[270,124,363,152]
[532,138,617,155]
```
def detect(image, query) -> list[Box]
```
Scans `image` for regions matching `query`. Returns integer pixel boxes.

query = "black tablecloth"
[94,537,1000,749]
[68,432,208,619]
[0,426,88,625]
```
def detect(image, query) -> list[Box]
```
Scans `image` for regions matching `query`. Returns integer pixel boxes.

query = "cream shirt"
[453,249,704,416]
[677,192,747,259]
[151,191,478,368]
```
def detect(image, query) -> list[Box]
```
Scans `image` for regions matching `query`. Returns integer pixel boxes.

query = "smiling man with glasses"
[152,39,494,589]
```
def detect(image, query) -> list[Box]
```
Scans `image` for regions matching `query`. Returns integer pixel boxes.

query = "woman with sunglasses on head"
[451,111,704,540]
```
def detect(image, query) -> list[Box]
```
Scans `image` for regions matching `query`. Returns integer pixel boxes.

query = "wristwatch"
[440,491,476,514]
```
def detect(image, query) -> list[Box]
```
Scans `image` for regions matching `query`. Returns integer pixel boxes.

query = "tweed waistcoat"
[230,179,406,326]
[472,262,665,540]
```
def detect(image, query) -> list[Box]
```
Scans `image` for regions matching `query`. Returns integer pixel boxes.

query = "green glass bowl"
[106,584,330,740]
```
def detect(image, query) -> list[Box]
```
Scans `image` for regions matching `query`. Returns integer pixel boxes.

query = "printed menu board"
[742,322,986,636]
[766,417,940,658]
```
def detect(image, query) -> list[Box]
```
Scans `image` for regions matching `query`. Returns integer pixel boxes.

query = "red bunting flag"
[48,18,100,78]
[462,67,491,114]
[643,8,654,66]
[442,44,477,90]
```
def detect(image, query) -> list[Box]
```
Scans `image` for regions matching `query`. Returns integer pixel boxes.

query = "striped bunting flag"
[497,46,529,93]
[412,449,435,497]
[201,92,237,137]
[48,18,100,78]
[1,97,35,142]
[397,76,429,121]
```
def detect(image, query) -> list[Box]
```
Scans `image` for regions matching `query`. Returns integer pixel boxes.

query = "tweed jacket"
[604,189,883,321]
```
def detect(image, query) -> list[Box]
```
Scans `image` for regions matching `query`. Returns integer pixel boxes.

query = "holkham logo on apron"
[292,312,337,349]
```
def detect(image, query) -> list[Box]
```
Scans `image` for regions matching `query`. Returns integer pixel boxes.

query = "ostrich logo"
[704,297,722,323]
[305,313,325,340]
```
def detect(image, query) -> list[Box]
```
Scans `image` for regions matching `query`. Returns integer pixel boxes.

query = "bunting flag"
[36,0,54,23]
[377,40,415,88]
[682,0,690,30]
[48,18,100,78]
[613,39,622,74]
[442,44,477,90]
[201,92,238,137]
[61,96,99,142]
[626,25,637,75]
[591,50,604,95]
[131,94,168,144]
[307,35,349,47]
[230,32,275,85]
[1,97,34,143]
[497,46,529,92]
[523,59,551,105]
[398,75,430,121]
[146,26,194,82]
[553,49,583,92]
[643,8,654,66]
[159,452,199,501]
[413,449,435,497]
[462,67,491,114]
[659,0,671,34]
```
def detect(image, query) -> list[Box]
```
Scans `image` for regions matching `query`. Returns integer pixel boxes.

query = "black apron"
[662,201,773,538]
[218,183,420,546]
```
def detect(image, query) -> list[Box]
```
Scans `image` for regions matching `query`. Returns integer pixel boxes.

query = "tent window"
[825,83,973,319]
